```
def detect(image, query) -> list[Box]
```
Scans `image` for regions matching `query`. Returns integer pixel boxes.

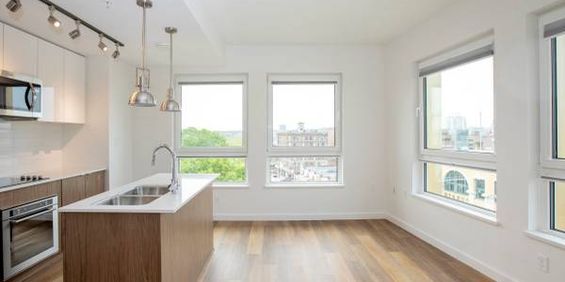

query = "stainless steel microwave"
[0,70,42,119]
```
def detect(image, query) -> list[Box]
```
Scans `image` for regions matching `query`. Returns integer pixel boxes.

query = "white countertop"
[0,167,107,193]
[59,173,218,214]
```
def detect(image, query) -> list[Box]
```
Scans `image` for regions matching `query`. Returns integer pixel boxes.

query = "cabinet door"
[3,25,37,76]
[62,175,86,206]
[85,171,106,197]
[63,51,86,124]
[38,40,65,123]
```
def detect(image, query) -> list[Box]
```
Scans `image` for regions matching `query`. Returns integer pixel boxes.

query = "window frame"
[536,8,565,244]
[266,74,344,186]
[174,74,248,157]
[415,36,498,220]
[174,74,249,186]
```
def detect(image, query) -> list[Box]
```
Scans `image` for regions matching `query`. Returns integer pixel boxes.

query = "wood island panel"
[62,213,162,282]
[160,186,213,282]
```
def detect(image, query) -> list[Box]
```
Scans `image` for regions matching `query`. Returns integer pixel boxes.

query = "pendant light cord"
[142,3,146,70]
[169,31,173,92]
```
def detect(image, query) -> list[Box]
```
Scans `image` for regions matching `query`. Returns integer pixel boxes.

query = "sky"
[181,83,335,132]
[439,56,494,128]
[182,84,244,131]
[272,84,335,130]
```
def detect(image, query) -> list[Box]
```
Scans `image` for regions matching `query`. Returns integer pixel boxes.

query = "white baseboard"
[386,214,514,282]
[213,211,386,221]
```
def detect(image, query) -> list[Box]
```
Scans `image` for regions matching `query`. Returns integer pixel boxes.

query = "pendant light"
[128,0,156,107]
[160,27,181,112]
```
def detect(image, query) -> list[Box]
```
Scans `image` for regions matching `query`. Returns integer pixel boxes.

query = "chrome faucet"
[151,144,179,193]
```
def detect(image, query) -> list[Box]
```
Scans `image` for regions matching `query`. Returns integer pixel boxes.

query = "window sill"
[525,230,565,250]
[212,183,250,189]
[412,193,499,226]
[264,183,345,189]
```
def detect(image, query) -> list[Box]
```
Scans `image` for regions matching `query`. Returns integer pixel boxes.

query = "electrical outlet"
[537,254,549,273]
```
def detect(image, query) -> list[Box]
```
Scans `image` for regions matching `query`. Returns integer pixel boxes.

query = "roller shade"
[418,44,494,77]
[544,18,565,38]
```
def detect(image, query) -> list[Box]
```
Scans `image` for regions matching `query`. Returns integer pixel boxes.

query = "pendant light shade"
[129,0,156,107]
[160,27,181,112]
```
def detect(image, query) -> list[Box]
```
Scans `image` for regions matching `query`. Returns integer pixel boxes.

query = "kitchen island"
[59,173,217,282]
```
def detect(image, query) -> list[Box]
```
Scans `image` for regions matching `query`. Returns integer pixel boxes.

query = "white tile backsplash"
[0,120,64,177]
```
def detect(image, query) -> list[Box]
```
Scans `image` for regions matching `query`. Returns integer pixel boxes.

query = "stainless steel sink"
[121,185,170,196]
[98,195,159,206]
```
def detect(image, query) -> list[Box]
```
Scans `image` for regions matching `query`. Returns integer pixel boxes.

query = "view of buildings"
[426,162,497,212]
[270,122,338,183]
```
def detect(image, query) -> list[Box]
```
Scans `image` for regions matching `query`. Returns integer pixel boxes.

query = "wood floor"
[198,220,491,282]
[16,220,491,282]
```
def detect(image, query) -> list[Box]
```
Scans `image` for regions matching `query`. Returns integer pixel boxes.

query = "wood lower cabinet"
[62,171,106,206]
[0,181,61,209]
[85,171,106,198]
[61,176,86,206]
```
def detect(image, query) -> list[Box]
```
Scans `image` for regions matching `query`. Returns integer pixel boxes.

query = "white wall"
[63,56,109,173]
[0,121,63,177]
[131,45,387,219]
[384,0,565,281]
[108,61,135,188]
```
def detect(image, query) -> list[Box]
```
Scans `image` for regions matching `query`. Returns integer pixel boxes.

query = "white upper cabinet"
[63,50,86,124]
[37,39,65,123]
[3,25,37,77]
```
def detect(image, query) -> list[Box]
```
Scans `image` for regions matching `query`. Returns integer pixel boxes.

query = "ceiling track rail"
[36,0,125,47]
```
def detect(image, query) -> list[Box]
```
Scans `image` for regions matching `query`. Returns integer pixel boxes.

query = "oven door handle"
[10,208,55,224]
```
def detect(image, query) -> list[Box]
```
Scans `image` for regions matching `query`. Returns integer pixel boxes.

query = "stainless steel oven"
[1,196,58,280]
[0,70,42,119]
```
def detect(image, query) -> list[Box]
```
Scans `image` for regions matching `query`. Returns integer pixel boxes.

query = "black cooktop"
[0,175,48,189]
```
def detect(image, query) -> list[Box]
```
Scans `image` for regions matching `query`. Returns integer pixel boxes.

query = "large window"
[538,11,565,241]
[418,37,496,217]
[267,74,342,186]
[176,75,247,184]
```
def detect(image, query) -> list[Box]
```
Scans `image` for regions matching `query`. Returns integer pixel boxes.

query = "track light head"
[68,20,81,39]
[47,6,61,28]
[6,0,21,12]
[111,44,120,59]
[98,34,108,52]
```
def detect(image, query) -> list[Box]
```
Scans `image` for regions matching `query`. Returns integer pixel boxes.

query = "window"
[417,37,496,217]
[425,163,496,212]
[475,179,486,199]
[175,75,247,185]
[537,10,565,242]
[550,181,565,233]
[267,74,342,186]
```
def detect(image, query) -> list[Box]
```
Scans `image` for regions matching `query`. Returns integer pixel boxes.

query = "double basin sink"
[98,185,170,206]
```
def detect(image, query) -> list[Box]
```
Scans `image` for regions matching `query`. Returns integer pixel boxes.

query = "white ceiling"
[0,0,458,67]
[192,0,459,45]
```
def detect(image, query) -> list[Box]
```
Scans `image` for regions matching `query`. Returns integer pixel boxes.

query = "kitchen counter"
[59,173,217,213]
[0,167,106,193]
[61,173,217,282]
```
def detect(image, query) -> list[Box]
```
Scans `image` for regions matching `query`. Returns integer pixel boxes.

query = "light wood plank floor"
[14,220,491,282]
[199,220,492,282]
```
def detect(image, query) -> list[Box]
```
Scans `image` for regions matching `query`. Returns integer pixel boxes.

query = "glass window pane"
[181,83,243,148]
[554,36,565,158]
[553,181,565,232]
[179,158,246,183]
[269,157,339,184]
[425,162,496,212]
[425,56,494,153]
[272,83,335,148]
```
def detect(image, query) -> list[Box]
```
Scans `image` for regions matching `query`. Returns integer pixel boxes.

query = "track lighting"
[98,34,108,52]
[68,20,81,39]
[47,6,61,28]
[5,0,21,12]
[111,43,120,59]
